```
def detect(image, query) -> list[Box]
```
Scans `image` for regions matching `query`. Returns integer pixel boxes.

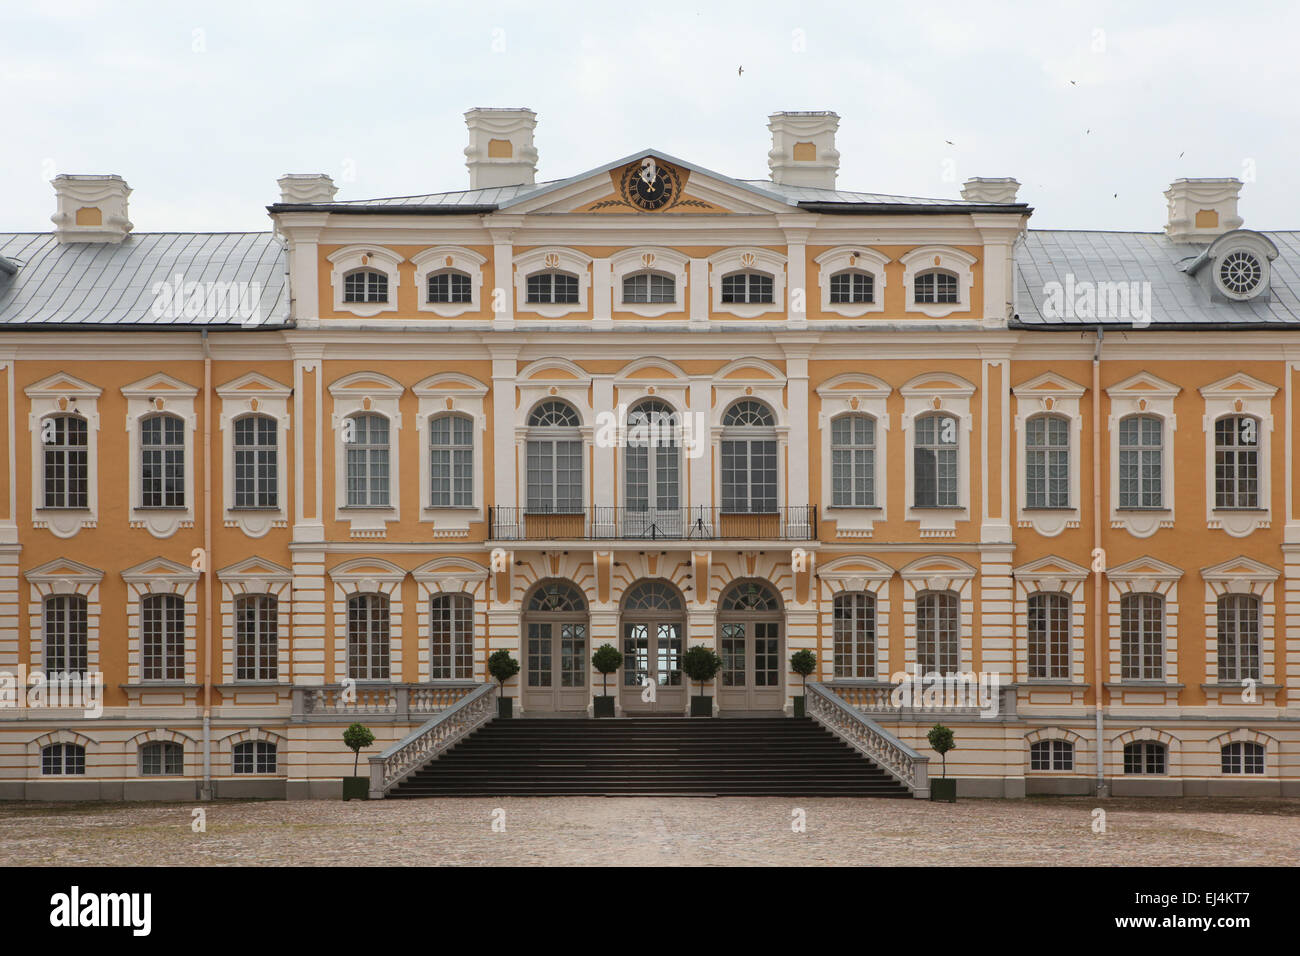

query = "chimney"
[961,177,1021,204]
[277,173,338,204]
[1164,178,1243,242]
[50,174,132,244]
[768,111,840,189]
[464,108,538,189]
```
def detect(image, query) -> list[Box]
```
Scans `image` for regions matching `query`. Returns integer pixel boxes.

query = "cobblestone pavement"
[2,796,1298,866]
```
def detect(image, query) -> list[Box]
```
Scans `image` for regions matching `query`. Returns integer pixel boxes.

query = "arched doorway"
[619,579,686,715]
[522,580,589,713]
[716,580,784,713]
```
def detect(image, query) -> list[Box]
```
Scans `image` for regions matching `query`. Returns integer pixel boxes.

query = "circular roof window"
[1217,249,1264,299]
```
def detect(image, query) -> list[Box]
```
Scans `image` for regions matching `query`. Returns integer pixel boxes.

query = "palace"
[1,108,1297,799]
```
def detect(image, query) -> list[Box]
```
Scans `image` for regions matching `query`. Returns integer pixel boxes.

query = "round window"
[1217,250,1263,298]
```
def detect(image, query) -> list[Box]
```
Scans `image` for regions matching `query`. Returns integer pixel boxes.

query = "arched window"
[44,594,88,676]
[829,269,873,304]
[42,742,86,776]
[1120,593,1164,681]
[1221,741,1264,775]
[833,592,876,678]
[233,740,277,774]
[526,581,587,612]
[234,594,278,682]
[1029,739,1073,771]
[526,271,579,304]
[622,580,683,613]
[1217,594,1260,682]
[348,594,390,680]
[1025,415,1069,509]
[346,413,390,507]
[721,400,777,514]
[622,272,675,304]
[720,271,774,304]
[139,741,184,776]
[233,414,278,509]
[830,414,875,508]
[526,401,583,514]
[625,399,680,531]
[140,413,185,508]
[916,591,959,674]
[1027,592,1069,679]
[42,414,88,509]
[1123,741,1166,775]
[914,270,958,304]
[343,269,388,303]
[430,414,474,508]
[427,270,472,304]
[430,594,473,680]
[1118,415,1163,509]
[141,593,185,682]
[1214,415,1259,509]
[914,413,958,508]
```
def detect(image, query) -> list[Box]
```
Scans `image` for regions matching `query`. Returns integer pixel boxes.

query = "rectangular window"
[44,595,89,675]
[1215,416,1259,509]
[720,439,777,512]
[830,415,875,508]
[1123,742,1166,775]
[348,594,390,681]
[526,439,583,513]
[233,416,278,509]
[430,415,474,508]
[1216,594,1261,682]
[235,595,278,681]
[140,415,185,508]
[346,414,390,507]
[1118,416,1163,508]
[1027,592,1070,680]
[1025,416,1069,509]
[916,592,959,674]
[1120,593,1164,681]
[430,594,473,680]
[833,592,876,678]
[914,414,958,508]
[141,594,185,682]
[43,416,89,509]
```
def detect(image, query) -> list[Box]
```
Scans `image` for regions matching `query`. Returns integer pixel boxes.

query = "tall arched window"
[233,414,278,509]
[1118,415,1163,509]
[1027,592,1069,679]
[430,414,474,508]
[1214,415,1259,509]
[721,400,777,513]
[348,593,390,680]
[624,399,680,535]
[1120,593,1164,681]
[43,414,88,509]
[44,594,88,676]
[140,413,185,508]
[914,413,958,508]
[234,594,278,682]
[344,269,388,303]
[833,592,876,678]
[346,413,390,507]
[916,591,959,674]
[1025,415,1069,509]
[526,401,583,514]
[141,593,185,682]
[1217,593,1260,682]
[430,593,473,680]
[830,414,875,508]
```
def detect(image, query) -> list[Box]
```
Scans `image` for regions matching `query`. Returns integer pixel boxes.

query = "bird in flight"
[737,65,744,76]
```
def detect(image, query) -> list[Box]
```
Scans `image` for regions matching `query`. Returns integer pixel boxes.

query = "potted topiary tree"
[488,649,521,719]
[681,645,723,717]
[789,649,816,718]
[342,722,375,801]
[591,643,621,718]
[927,723,956,802]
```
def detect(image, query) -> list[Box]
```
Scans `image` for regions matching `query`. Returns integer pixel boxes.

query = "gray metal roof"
[1014,230,1300,328]
[0,232,288,329]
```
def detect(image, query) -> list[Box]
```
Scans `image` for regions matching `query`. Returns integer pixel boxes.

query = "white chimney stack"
[464,108,538,189]
[1164,178,1244,241]
[50,174,132,244]
[278,173,338,204]
[768,111,840,189]
[961,177,1021,204]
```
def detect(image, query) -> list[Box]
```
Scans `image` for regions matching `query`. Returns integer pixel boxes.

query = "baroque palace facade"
[1,108,1298,799]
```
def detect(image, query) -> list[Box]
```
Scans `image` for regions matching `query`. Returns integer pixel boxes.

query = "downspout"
[201,330,214,801]
[1092,328,1108,797]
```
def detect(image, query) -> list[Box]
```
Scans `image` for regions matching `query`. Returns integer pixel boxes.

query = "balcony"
[488,505,817,541]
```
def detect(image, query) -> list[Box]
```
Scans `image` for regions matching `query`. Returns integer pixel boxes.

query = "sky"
[3,0,1298,234]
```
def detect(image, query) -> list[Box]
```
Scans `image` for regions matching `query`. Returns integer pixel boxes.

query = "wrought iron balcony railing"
[488,505,817,541]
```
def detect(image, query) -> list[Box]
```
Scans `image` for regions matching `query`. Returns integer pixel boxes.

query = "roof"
[1013,230,1300,329]
[0,232,288,329]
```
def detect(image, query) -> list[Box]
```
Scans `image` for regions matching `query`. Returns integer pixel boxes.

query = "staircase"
[386,717,912,798]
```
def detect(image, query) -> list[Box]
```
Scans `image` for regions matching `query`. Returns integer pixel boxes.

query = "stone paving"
[1,796,1298,866]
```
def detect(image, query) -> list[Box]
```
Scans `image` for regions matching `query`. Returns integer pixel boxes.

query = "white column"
[688,377,711,510]
[785,353,810,510]
[592,258,612,329]
[490,350,519,515]
[488,220,520,330]
[689,259,709,326]
[592,375,615,514]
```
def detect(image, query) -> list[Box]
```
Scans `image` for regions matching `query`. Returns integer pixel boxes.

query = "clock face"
[623,158,679,211]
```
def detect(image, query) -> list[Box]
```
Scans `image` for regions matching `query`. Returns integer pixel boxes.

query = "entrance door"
[619,580,686,714]
[716,580,784,712]
[522,581,589,713]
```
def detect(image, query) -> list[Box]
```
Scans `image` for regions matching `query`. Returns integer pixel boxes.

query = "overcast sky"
[3,0,1298,234]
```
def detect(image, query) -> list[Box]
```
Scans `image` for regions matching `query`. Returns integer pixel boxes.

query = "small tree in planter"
[927,723,957,802]
[591,643,622,717]
[488,649,521,719]
[789,649,816,718]
[681,646,723,717]
[341,722,375,801]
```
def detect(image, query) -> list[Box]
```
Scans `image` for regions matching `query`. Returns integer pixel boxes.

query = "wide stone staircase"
[385,716,912,798]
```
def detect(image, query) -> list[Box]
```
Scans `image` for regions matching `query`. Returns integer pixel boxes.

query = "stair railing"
[805,682,930,798]
[367,682,498,798]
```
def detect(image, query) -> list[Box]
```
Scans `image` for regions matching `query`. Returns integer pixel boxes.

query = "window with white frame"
[234,594,278,682]
[832,592,876,678]
[1025,415,1070,509]
[829,270,874,304]
[526,271,579,304]
[830,414,875,508]
[327,247,402,317]
[1120,593,1164,681]
[139,741,183,776]
[815,248,888,318]
[29,373,103,539]
[44,594,88,675]
[346,413,391,507]
[140,414,185,508]
[1214,415,1259,509]
[1200,374,1275,537]
[427,270,472,304]
[623,272,675,304]
[913,413,958,508]
[348,593,391,681]
[721,400,778,513]
[232,415,277,509]
[233,740,277,774]
[1029,739,1073,771]
[899,247,976,318]
[916,591,959,673]
[914,270,958,304]
[43,415,88,509]
[1027,592,1069,679]
[1216,593,1260,682]
[42,743,85,775]
[141,593,185,682]
[343,269,388,303]
[1123,741,1166,774]
[1118,415,1163,509]
[430,594,473,680]
[625,399,680,515]
[1221,741,1264,775]
[429,414,474,508]
[720,271,774,304]
[526,401,584,514]
[411,247,486,317]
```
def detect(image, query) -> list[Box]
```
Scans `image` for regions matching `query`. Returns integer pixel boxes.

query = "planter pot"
[930,778,957,803]
[690,695,713,718]
[342,776,369,801]
[497,697,513,719]
[593,695,615,718]
[793,695,806,718]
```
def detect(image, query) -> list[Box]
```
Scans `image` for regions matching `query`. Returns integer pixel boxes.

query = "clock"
[623,157,679,211]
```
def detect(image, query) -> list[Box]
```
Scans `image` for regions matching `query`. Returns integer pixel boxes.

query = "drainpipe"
[201,330,214,801]
[1092,328,1108,797]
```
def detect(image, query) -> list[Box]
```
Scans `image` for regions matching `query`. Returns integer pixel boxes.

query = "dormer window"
[829,270,873,304]
[527,271,579,304]
[721,271,773,304]
[623,272,675,304]
[914,270,958,304]
[1217,250,1263,298]
[344,269,388,304]
[428,271,472,304]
